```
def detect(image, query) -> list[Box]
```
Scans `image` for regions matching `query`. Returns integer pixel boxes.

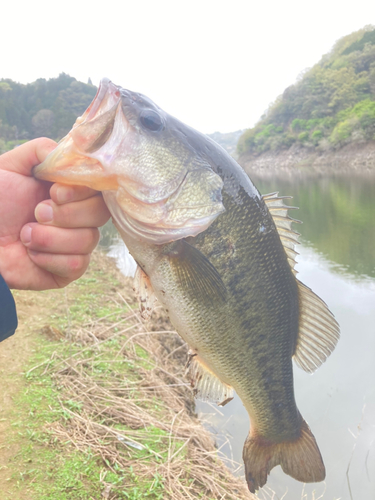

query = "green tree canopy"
[238,25,375,157]
[0,74,96,152]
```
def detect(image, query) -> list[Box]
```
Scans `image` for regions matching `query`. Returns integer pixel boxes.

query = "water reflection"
[99,223,137,277]
[253,174,375,280]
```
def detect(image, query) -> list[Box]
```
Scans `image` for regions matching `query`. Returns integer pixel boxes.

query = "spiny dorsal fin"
[294,281,340,373]
[186,352,234,406]
[262,192,301,274]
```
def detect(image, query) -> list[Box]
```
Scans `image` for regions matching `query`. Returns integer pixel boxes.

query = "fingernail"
[20,225,32,245]
[35,202,53,223]
[56,186,73,204]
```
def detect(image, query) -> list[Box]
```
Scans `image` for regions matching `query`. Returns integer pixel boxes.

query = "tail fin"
[243,419,325,493]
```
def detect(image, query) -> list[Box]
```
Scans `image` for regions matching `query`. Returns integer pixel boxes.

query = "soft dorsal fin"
[262,192,301,274]
[294,281,340,373]
[186,352,234,406]
[263,192,340,373]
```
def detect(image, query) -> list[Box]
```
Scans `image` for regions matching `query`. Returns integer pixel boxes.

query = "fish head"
[34,78,225,244]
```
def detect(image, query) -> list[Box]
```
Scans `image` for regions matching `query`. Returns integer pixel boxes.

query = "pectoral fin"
[166,240,227,304]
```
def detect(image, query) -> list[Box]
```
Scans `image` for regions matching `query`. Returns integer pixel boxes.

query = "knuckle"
[67,254,89,274]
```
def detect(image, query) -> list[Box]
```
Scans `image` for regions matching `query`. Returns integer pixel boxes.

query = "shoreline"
[238,141,375,179]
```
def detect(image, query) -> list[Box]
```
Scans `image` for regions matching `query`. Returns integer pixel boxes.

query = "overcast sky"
[2,1,374,133]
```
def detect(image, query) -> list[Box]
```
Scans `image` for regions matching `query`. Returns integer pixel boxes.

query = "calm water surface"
[103,173,375,500]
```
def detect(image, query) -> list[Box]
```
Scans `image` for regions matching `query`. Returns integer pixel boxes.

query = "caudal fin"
[243,419,325,493]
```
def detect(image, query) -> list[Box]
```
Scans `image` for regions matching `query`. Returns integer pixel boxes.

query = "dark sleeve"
[0,275,18,342]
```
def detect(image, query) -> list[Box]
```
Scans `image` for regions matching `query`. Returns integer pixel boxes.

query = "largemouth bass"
[34,78,339,492]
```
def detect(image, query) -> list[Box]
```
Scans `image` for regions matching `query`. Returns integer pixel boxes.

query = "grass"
[3,250,252,500]
[7,341,104,500]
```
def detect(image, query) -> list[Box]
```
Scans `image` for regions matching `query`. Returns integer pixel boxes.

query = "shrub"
[298,131,309,142]
[330,118,357,145]
[311,129,323,145]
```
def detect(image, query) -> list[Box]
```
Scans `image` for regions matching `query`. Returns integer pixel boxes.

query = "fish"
[33,78,340,492]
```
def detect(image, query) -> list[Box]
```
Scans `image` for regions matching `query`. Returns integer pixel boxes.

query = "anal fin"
[186,352,234,407]
[133,265,158,320]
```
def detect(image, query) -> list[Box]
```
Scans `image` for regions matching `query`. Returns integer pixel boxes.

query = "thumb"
[0,138,57,176]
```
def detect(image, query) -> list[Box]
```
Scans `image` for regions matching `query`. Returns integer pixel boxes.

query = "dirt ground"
[0,286,63,491]
[0,253,253,500]
[0,252,123,492]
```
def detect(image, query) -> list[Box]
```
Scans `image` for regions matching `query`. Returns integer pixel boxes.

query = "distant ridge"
[0,75,244,160]
[237,25,375,172]
[207,130,244,159]
[0,74,96,153]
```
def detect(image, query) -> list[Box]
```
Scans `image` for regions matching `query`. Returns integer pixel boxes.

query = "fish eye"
[139,109,164,132]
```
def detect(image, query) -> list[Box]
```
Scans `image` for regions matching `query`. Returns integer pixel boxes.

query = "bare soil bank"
[238,142,375,178]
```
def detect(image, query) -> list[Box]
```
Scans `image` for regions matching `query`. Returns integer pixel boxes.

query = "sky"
[2,1,374,133]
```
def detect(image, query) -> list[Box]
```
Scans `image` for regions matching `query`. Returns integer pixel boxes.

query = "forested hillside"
[0,73,243,158]
[238,26,375,158]
[0,74,96,153]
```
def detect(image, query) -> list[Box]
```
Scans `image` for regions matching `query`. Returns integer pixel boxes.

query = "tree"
[238,26,375,156]
[32,109,55,137]
[0,74,97,148]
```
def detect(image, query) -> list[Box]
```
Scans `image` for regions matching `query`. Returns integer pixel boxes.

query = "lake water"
[101,173,375,500]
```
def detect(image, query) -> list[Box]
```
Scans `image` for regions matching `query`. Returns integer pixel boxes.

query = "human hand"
[0,138,110,290]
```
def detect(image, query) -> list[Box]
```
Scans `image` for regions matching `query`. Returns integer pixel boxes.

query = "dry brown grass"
[36,251,254,500]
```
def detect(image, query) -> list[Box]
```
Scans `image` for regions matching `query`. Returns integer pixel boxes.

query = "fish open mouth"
[80,78,121,124]
[33,79,123,190]
[33,78,225,245]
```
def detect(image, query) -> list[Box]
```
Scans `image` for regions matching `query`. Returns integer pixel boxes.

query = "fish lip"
[32,78,121,189]
[78,78,122,125]
[33,78,124,186]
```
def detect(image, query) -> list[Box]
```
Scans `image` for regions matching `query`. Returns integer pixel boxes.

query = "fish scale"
[33,78,340,493]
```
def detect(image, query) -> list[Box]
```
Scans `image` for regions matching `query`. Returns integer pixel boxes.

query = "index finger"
[0,138,57,176]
